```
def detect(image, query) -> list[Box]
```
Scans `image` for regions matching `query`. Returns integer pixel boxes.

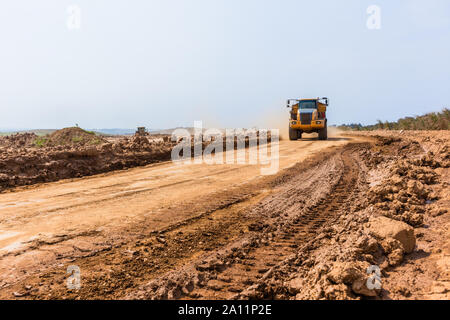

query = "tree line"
[338,108,449,131]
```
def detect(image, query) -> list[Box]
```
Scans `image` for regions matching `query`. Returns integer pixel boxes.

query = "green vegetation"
[33,136,49,147]
[82,129,96,135]
[339,108,450,131]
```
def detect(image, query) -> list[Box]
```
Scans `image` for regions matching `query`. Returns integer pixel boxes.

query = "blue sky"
[0,0,449,129]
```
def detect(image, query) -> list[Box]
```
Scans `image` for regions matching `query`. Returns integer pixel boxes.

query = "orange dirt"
[0,131,448,300]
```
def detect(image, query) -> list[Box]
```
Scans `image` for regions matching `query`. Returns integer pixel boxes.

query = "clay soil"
[0,128,176,191]
[0,130,448,300]
[0,128,271,192]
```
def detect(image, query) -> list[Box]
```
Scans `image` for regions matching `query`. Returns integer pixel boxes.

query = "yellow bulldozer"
[287,97,329,140]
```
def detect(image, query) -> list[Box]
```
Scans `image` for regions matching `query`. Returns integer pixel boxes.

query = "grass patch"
[33,137,48,147]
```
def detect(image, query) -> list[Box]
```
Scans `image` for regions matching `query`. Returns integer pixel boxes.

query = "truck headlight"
[316,121,321,124]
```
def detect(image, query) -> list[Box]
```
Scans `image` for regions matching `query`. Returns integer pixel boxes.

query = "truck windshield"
[299,100,316,109]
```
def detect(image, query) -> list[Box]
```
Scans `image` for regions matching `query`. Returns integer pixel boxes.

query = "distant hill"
[149,127,194,135]
[92,128,136,135]
[0,127,216,137]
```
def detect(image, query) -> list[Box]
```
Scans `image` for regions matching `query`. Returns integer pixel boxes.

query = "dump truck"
[287,97,329,141]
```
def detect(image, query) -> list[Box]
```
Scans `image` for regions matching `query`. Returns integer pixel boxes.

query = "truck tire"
[289,127,298,141]
[318,125,328,140]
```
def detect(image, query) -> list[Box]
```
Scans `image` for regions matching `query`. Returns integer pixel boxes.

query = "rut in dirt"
[0,144,364,300]
[120,145,366,300]
[186,150,360,299]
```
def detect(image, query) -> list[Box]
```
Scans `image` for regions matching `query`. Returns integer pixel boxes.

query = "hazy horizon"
[1,0,449,129]
[0,105,447,133]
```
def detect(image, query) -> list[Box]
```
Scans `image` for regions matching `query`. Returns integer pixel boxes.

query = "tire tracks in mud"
[0,143,365,299]
[126,145,363,300]
[188,150,359,299]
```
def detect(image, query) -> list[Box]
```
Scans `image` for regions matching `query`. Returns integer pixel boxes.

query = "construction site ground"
[0,131,448,300]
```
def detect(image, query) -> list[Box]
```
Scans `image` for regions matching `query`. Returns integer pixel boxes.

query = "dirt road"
[0,134,353,298]
[0,131,447,300]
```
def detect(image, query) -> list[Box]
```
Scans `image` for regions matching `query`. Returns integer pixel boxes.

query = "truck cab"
[287,97,328,140]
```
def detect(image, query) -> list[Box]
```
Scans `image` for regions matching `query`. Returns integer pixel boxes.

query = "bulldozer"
[135,127,149,136]
[287,97,329,141]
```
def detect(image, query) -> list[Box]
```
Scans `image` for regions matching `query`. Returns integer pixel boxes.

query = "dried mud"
[0,131,448,300]
[0,129,270,192]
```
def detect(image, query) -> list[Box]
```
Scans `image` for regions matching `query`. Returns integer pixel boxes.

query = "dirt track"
[0,134,352,298]
[0,131,448,300]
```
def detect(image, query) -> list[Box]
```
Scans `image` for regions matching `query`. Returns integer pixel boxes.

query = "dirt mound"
[0,133,39,148]
[368,152,443,227]
[43,127,107,147]
[0,131,272,191]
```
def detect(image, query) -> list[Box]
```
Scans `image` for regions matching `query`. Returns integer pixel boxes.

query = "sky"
[0,0,449,129]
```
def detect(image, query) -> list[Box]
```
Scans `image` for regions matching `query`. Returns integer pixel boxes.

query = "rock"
[430,208,447,217]
[367,216,416,253]
[206,280,224,291]
[288,277,304,295]
[13,291,26,297]
[327,262,363,285]
[356,236,379,254]
[394,286,411,297]
[387,248,404,266]
[324,284,351,300]
[380,237,403,253]
[196,258,225,271]
[406,180,428,199]
[351,278,378,297]
[401,212,424,227]
[390,175,404,186]
[156,237,166,244]
[432,285,446,294]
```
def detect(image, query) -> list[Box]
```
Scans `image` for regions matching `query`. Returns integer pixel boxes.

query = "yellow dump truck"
[287,97,329,140]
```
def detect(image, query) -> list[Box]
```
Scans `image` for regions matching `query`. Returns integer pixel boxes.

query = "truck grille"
[300,113,312,125]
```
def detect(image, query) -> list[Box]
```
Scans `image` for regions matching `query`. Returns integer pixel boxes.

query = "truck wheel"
[297,131,302,139]
[318,125,327,140]
[289,127,298,141]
